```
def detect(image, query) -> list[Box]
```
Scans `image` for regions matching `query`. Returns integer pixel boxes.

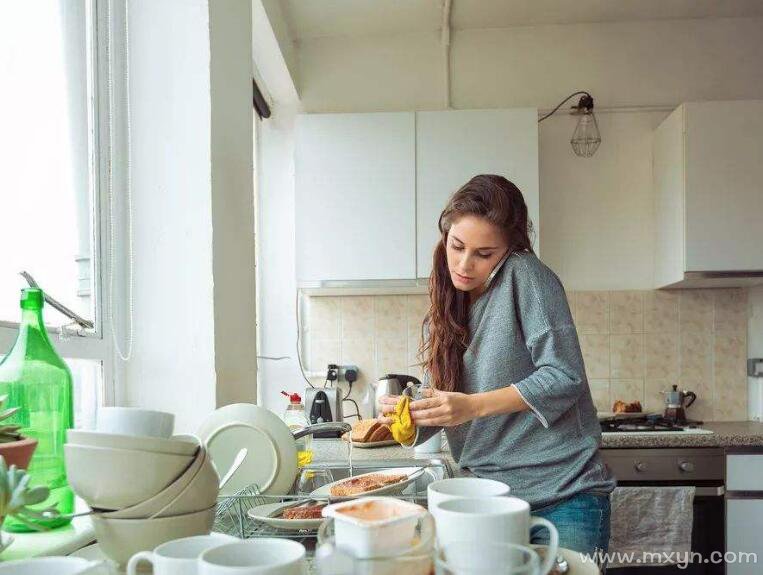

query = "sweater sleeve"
[510,257,588,428]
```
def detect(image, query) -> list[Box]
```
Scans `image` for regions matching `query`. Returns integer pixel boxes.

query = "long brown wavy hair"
[421,174,535,393]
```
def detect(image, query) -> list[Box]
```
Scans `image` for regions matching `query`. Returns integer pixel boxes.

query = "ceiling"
[282,0,763,41]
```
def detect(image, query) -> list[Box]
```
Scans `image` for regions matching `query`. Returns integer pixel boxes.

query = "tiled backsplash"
[304,288,749,421]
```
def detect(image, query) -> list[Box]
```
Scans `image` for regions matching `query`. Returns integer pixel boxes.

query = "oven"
[602,447,726,575]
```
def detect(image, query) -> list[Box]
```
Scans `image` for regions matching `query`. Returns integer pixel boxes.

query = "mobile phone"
[483,251,510,289]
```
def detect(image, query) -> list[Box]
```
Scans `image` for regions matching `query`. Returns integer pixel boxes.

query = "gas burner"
[600,413,704,433]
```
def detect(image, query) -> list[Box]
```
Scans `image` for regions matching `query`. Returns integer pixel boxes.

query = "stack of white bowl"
[64,408,220,566]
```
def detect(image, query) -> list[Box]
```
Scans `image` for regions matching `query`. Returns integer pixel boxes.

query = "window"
[0,0,123,425]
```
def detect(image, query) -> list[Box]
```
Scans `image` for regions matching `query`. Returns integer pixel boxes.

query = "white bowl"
[92,506,217,566]
[67,429,199,457]
[97,407,175,438]
[65,444,194,510]
[101,447,217,519]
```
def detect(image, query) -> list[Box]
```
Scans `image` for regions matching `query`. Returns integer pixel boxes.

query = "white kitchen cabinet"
[415,109,540,278]
[726,500,763,575]
[295,112,416,282]
[653,100,763,289]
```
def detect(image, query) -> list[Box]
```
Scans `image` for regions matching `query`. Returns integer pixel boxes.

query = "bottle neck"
[17,307,54,348]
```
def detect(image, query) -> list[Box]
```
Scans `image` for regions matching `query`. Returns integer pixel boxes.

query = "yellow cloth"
[389,395,415,445]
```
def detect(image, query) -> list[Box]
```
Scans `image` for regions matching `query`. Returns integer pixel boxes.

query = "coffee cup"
[198,539,307,575]
[0,557,106,575]
[127,534,237,575]
[96,407,174,438]
[427,477,510,512]
[433,497,558,575]
[435,541,541,574]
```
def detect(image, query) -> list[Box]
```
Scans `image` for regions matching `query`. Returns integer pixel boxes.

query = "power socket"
[339,365,359,383]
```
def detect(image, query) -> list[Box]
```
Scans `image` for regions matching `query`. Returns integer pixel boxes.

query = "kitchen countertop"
[600,421,763,449]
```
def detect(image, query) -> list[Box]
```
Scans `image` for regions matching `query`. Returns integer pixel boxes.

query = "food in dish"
[282,503,325,520]
[346,419,393,443]
[612,399,642,413]
[329,473,408,497]
[335,499,414,522]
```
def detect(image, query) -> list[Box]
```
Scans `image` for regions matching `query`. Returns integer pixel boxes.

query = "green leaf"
[0,407,20,421]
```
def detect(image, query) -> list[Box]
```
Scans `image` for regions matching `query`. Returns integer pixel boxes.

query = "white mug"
[414,431,442,454]
[0,557,106,575]
[127,534,237,575]
[97,407,175,438]
[427,477,510,512]
[434,497,559,575]
[198,539,307,575]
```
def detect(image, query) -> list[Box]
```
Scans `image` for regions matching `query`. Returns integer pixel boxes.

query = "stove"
[600,414,713,435]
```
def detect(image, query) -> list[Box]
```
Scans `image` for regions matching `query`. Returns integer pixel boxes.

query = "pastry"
[612,400,642,413]
[350,419,381,442]
[329,473,408,497]
[282,503,325,520]
[367,424,393,443]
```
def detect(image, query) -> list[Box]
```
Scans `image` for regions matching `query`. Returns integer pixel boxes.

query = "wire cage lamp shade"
[539,91,601,158]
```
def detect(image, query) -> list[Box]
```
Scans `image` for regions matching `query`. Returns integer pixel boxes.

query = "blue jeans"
[530,492,611,559]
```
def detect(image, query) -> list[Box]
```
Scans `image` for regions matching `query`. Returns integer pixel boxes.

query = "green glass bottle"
[0,288,74,531]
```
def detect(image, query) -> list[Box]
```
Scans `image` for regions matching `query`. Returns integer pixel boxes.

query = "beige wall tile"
[341,297,374,339]
[588,379,610,413]
[714,333,747,379]
[375,296,407,340]
[340,338,375,383]
[610,291,644,334]
[679,290,714,333]
[714,289,748,335]
[309,339,340,373]
[376,337,408,378]
[644,379,670,414]
[610,379,645,406]
[644,334,679,379]
[610,334,644,378]
[576,291,610,334]
[679,332,713,381]
[644,291,679,333]
[714,377,748,421]
[308,297,341,340]
[406,295,429,346]
[580,334,610,379]
[679,378,713,422]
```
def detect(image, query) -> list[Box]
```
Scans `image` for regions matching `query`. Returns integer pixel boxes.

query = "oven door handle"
[694,486,725,496]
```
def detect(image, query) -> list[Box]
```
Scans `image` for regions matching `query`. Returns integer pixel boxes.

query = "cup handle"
[529,516,559,575]
[127,551,155,575]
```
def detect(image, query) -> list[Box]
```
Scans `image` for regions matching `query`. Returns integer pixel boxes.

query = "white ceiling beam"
[251,0,299,105]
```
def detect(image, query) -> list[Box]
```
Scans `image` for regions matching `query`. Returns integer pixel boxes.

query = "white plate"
[310,467,425,500]
[197,403,297,496]
[70,544,121,574]
[247,501,325,531]
[532,545,599,575]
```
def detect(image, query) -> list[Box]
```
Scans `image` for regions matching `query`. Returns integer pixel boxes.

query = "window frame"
[0,0,123,408]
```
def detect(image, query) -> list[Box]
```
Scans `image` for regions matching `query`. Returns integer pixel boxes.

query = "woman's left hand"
[409,389,478,427]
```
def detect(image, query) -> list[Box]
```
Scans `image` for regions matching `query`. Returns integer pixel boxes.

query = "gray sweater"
[413,250,616,509]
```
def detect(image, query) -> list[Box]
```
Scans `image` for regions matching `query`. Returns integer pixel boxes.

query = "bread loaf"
[367,424,392,443]
[350,419,380,442]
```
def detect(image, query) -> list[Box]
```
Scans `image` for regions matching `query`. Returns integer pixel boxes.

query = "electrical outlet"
[339,364,359,382]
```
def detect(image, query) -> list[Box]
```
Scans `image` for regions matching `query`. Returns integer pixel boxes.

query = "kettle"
[662,384,697,423]
[371,374,422,418]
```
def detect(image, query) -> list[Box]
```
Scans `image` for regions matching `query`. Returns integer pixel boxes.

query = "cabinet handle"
[634,461,648,472]
[678,461,695,472]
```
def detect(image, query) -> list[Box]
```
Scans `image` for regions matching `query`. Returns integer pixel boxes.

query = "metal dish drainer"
[214,463,439,541]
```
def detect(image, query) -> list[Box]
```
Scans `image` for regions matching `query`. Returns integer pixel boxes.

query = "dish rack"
[214,465,436,540]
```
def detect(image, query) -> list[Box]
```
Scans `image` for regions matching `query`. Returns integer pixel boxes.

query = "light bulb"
[571,111,601,158]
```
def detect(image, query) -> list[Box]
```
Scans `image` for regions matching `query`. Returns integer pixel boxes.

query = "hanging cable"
[295,289,315,388]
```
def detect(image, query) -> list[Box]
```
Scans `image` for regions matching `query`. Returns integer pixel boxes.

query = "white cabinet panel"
[415,109,539,278]
[295,112,416,282]
[684,101,763,272]
[726,499,763,575]
[727,455,763,491]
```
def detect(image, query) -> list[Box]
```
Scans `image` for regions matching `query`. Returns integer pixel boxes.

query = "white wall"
[126,0,256,432]
[257,15,763,410]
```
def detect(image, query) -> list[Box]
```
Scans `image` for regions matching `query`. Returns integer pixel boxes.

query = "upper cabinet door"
[684,101,763,272]
[295,112,416,282]
[415,109,540,278]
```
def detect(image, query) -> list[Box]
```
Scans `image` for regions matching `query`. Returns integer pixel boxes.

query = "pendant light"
[538,91,601,158]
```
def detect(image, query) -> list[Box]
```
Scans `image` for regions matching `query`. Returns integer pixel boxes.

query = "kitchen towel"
[608,486,695,567]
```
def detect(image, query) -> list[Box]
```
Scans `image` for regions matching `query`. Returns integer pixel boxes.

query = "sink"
[301,458,453,504]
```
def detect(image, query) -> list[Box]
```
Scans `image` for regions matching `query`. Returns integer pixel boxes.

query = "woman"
[380,174,616,557]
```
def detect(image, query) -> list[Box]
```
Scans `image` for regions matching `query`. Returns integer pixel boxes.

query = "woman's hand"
[377,394,400,426]
[409,389,478,427]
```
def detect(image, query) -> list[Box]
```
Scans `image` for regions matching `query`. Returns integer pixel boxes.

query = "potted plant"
[0,395,37,470]
[0,456,60,552]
